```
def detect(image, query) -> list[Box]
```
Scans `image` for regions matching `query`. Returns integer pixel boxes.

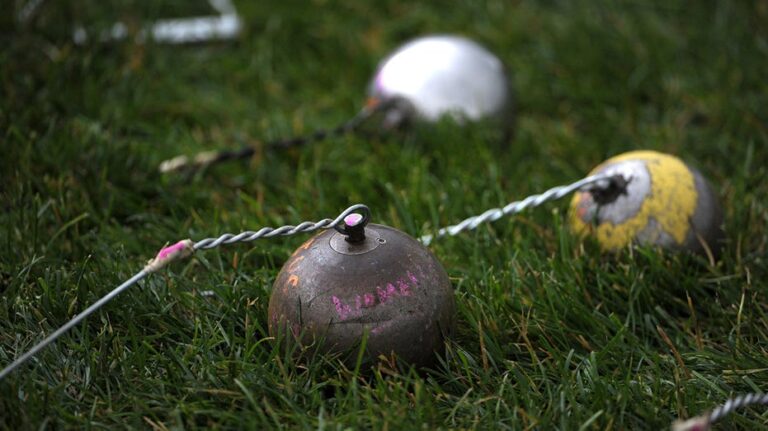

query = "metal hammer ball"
[368,34,512,128]
[569,150,724,255]
[268,219,455,368]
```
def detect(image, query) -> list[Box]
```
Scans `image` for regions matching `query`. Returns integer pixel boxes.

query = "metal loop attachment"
[333,204,371,243]
[585,173,633,205]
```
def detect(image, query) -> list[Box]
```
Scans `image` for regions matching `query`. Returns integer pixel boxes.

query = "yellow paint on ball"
[569,151,699,250]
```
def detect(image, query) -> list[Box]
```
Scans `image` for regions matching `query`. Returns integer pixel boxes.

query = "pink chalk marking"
[371,320,395,335]
[332,296,345,318]
[344,213,363,227]
[332,295,353,320]
[397,279,410,296]
[407,271,419,285]
[155,240,189,261]
[363,293,375,307]
[377,283,397,303]
[331,271,422,320]
[376,286,386,303]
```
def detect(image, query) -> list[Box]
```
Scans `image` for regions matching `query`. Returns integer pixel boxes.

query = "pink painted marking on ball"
[377,283,398,303]
[397,278,410,296]
[330,271,422,320]
[332,296,352,320]
[363,293,375,307]
[375,287,384,303]
[155,240,189,261]
[344,213,363,227]
[371,320,395,335]
[407,271,419,285]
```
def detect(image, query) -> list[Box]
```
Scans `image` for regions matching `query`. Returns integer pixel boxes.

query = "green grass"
[2,0,767,428]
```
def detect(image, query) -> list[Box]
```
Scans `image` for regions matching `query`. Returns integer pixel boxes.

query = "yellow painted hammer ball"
[569,151,724,255]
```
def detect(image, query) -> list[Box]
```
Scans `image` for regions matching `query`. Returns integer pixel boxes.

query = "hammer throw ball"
[368,34,512,127]
[569,150,723,254]
[268,221,455,368]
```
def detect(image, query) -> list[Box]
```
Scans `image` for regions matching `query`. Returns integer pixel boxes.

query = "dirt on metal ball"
[569,150,724,255]
[268,213,455,369]
[367,34,513,129]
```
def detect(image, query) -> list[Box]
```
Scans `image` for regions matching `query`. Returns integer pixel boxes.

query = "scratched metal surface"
[269,224,455,368]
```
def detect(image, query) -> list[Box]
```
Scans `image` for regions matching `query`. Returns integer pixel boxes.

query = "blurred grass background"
[1,0,767,428]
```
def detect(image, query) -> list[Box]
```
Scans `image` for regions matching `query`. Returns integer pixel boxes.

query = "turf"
[1,0,767,429]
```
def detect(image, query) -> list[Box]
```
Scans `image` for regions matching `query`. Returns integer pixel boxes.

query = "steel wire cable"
[0,204,370,380]
[419,172,620,245]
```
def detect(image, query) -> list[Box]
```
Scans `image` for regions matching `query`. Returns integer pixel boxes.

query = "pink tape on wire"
[145,239,195,272]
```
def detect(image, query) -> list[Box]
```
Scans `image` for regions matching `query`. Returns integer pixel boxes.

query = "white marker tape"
[73,0,242,45]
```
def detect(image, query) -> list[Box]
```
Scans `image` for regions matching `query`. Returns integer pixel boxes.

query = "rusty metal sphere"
[367,34,513,129]
[569,150,724,255]
[268,216,455,369]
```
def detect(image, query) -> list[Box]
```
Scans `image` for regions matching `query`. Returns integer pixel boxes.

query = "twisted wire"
[419,173,619,245]
[269,102,379,150]
[192,204,370,250]
[709,392,768,423]
[0,204,370,381]
[159,103,383,173]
